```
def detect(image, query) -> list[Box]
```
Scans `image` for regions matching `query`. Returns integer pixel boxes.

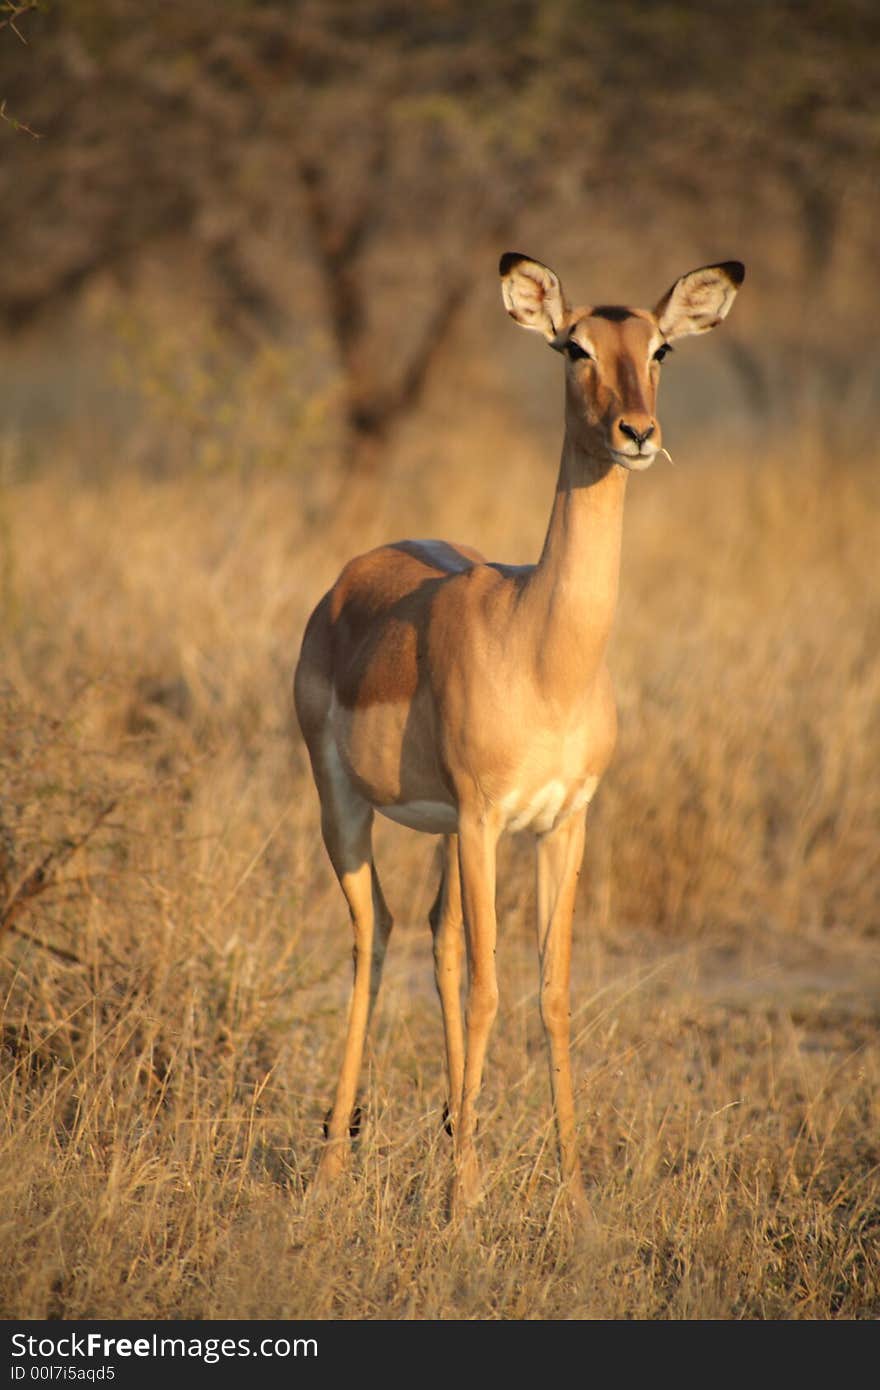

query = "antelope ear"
[500,253,567,341]
[654,261,745,341]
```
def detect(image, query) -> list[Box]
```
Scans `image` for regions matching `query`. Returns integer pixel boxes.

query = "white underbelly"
[375,775,600,837]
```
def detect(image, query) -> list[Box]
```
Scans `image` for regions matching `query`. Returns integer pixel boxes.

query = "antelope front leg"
[452,812,500,1217]
[536,812,589,1215]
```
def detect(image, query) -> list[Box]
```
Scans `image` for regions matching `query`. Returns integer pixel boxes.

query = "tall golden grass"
[1,422,878,1318]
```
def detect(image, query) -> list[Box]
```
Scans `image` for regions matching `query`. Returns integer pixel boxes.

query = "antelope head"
[500,252,744,471]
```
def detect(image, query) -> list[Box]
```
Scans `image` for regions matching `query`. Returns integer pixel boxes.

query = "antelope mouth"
[611,446,658,472]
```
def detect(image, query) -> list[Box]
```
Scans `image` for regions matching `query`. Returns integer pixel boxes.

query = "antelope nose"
[619,420,655,447]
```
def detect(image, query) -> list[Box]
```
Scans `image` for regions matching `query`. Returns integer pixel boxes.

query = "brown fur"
[294,252,743,1217]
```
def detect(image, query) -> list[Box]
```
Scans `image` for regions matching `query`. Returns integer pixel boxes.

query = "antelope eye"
[565,340,592,362]
[653,344,672,363]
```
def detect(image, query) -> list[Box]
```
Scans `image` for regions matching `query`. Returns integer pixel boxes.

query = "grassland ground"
[1,432,878,1318]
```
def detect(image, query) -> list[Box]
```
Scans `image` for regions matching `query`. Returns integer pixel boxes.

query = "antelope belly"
[376,800,459,833]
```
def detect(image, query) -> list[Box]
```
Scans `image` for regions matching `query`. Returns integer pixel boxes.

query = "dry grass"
[1,426,878,1319]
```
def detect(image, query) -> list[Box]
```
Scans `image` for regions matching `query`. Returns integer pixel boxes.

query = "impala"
[294,251,744,1216]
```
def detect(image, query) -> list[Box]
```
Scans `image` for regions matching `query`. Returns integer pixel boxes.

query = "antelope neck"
[519,436,628,691]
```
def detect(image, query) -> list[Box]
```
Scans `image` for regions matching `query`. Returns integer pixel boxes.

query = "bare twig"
[6,924,83,965]
[0,3,42,137]
[0,97,41,139]
[0,799,118,938]
[0,1,39,44]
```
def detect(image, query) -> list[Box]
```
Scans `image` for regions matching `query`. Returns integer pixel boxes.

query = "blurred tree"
[0,0,878,472]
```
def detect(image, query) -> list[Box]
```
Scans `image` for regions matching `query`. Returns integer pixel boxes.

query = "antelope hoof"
[322,1104,363,1141]
[441,1103,476,1139]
